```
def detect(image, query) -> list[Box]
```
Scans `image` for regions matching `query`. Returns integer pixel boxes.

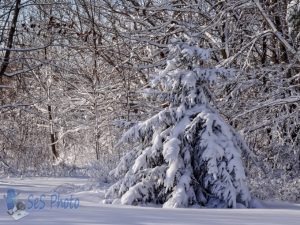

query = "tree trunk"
[0,0,21,80]
[48,104,58,159]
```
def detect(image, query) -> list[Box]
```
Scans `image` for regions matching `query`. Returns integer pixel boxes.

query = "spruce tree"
[105,39,252,208]
[287,0,300,42]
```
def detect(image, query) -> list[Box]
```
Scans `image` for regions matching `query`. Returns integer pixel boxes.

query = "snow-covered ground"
[0,177,299,225]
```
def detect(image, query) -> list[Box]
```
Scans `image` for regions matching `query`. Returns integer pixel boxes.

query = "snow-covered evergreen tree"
[105,38,252,208]
[287,0,300,42]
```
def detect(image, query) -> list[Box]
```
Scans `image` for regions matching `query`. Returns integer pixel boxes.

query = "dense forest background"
[1,0,300,202]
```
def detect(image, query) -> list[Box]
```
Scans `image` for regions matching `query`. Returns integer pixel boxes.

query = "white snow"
[0,177,300,225]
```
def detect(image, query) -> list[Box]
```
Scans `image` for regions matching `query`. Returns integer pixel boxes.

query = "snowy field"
[0,177,300,225]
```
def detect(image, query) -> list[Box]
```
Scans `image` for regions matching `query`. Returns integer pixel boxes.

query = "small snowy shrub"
[86,159,117,183]
[106,39,252,208]
[249,175,300,203]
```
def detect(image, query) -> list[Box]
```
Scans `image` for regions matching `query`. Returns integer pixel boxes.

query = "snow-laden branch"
[253,0,300,62]
[218,30,273,67]
[0,103,30,110]
[0,85,13,89]
[49,126,90,146]
[0,45,52,52]
[234,96,300,119]
[2,63,43,77]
